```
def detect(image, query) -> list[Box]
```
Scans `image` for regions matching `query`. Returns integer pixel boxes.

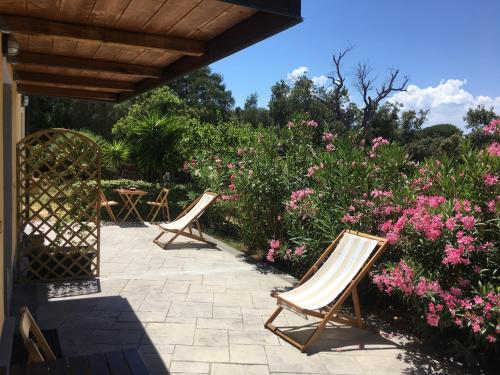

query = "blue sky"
[211,0,500,127]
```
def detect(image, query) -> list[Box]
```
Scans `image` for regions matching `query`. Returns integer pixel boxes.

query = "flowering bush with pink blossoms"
[183,118,499,364]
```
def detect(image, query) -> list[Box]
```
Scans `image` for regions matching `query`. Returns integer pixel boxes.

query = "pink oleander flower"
[486,200,497,212]
[483,118,500,135]
[269,239,280,250]
[487,141,500,156]
[228,183,236,191]
[266,248,276,262]
[306,120,318,128]
[487,335,497,343]
[445,217,456,231]
[484,173,498,186]
[322,132,335,142]
[287,121,294,129]
[227,162,235,169]
[461,215,475,230]
[342,213,362,224]
[442,244,466,266]
[325,143,335,152]
[294,244,306,256]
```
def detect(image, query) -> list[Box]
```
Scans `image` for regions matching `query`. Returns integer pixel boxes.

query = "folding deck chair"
[153,192,219,249]
[19,306,56,366]
[146,187,171,222]
[99,190,119,223]
[265,230,389,352]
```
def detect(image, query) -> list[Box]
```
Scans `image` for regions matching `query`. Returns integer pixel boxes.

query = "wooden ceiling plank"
[114,0,165,31]
[0,1,28,15]
[0,14,207,56]
[59,0,97,23]
[143,0,200,34]
[87,0,131,27]
[8,52,163,78]
[18,83,119,101]
[27,0,61,20]
[190,5,256,40]
[166,0,231,38]
[14,71,136,91]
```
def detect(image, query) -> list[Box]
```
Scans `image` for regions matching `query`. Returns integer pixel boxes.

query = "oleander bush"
[183,118,499,367]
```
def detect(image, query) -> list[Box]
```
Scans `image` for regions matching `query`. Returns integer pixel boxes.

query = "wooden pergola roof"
[0,0,302,102]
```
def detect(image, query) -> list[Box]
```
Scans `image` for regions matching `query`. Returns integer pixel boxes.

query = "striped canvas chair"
[265,230,389,352]
[153,192,219,249]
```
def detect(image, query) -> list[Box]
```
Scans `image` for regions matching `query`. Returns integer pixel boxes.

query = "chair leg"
[105,205,118,223]
[265,306,283,326]
[352,287,363,328]
[166,204,171,222]
[153,229,182,249]
[150,205,160,223]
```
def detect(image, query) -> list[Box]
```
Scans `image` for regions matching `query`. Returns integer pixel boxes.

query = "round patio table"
[114,188,148,223]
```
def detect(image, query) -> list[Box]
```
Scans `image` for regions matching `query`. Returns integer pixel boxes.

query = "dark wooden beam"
[0,15,206,56]
[120,11,302,100]
[220,0,301,18]
[14,71,136,92]
[17,84,118,102]
[8,52,162,78]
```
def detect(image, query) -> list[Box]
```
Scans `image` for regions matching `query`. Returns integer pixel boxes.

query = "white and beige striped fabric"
[159,193,217,231]
[279,233,379,310]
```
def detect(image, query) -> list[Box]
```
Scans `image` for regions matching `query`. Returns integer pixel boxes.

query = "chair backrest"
[99,189,109,204]
[281,231,387,310]
[155,188,170,205]
[19,307,56,364]
[174,192,218,227]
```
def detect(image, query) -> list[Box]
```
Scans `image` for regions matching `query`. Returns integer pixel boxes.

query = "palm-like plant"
[127,112,184,180]
[102,140,130,174]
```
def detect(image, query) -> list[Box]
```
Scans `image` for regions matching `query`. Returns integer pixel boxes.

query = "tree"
[398,109,429,142]
[168,67,235,123]
[238,93,271,127]
[464,105,497,131]
[112,86,192,139]
[406,123,463,161]
[355,63,409,136]
[123,112,185,181]
[269,80,292,126]
[26,96,126,138]
[464,105,498,146]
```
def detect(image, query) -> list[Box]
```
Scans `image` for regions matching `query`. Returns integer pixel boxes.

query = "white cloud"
[389,79,500,129]
[312,75,329,88]
[287,66,308,82]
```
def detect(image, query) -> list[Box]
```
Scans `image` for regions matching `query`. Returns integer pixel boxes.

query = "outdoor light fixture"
[1,34,20,56]
[21,94,29,107]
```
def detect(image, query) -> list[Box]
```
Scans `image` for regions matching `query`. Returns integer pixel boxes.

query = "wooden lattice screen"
[16,128,101,282]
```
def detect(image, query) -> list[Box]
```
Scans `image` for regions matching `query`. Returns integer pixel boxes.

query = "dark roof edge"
[219,0,302,19]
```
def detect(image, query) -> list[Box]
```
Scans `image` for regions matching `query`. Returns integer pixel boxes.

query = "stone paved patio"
[12,224,463,375]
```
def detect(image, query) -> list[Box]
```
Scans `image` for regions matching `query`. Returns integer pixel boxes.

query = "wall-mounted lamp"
[2,34,20,56]
[21,94,29,107]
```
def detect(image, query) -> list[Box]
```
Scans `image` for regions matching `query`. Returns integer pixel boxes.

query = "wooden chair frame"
[264,229,389,352]
[153,192,219,249]
[19,307,56,366]
[99,189,118,223]
[147,187,171,222]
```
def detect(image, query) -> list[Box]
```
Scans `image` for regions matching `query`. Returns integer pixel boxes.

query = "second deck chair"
[19,306,56,366]
[99,190,119,223]
[153,192,219,249]
[265,230,389,352]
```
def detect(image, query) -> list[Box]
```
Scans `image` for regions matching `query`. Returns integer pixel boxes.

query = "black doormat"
[10,329,63,365]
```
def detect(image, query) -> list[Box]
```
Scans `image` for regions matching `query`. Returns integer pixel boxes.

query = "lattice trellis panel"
[16,128,101,282]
